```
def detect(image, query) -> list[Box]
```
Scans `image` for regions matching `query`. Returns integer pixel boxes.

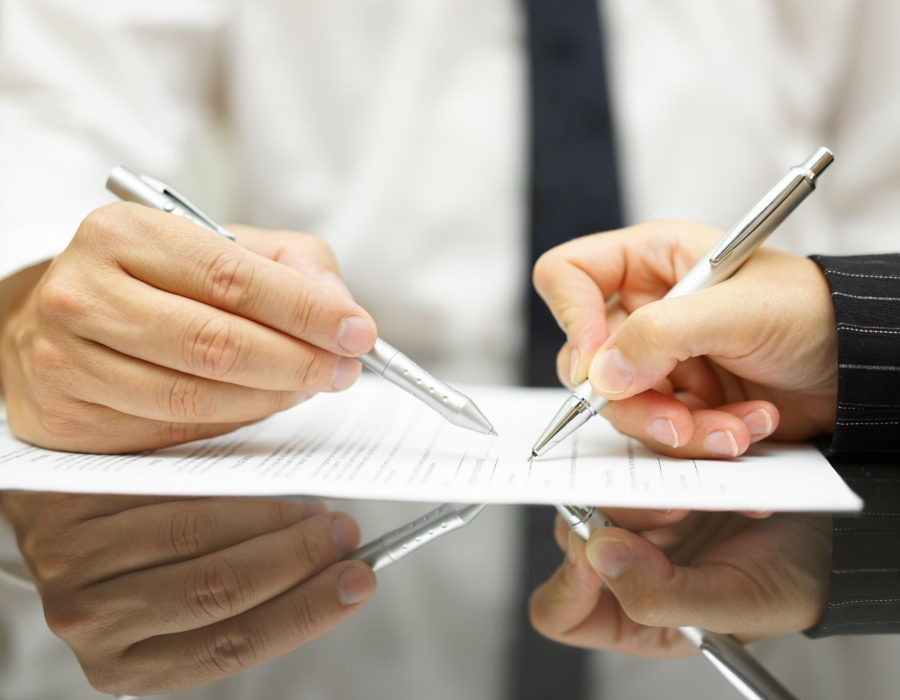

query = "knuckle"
[77,204,127,245]
[43,595,102,645]
[621,589,666,627]
[21,533,78,587]
[35,273,104,334]
[182,316,244,378]
[291,349,332,390]
[200,250,255,310]
[288,522,331,571]
[198,622,261,676]
[628,304,672,351]
[288,286,327,340]
[286,591,327,639]
[184,556,248,622]
[164,373,216,420]
[165,506,218,559]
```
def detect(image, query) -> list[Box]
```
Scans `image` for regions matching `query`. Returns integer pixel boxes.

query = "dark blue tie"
[510,1,623,698]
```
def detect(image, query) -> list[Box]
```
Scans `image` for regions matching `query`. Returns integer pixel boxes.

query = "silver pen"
[530,146,834,459]
[541,150,835,699]
[106,166,496,435]
[345,502,486,571]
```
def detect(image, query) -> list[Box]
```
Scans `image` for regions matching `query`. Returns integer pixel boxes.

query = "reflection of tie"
[511,0,623,698]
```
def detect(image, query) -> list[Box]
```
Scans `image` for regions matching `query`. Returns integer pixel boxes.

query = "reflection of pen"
[106,166,496,435]
[530,146,834,459]
[346,503,486,571]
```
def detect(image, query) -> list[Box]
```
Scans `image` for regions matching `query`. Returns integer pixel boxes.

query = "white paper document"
[0,377,861,511]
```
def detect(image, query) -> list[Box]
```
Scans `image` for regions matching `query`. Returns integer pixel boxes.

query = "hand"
[0,203,377,452]
[532,220,838,458]
[0,491,375,695]
[529,508,831,657]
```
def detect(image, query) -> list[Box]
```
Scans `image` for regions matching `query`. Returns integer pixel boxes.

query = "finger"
[50,262,360,393]
[102,561,375,695]
[69,499,325,583]
[9,389,251,453]
[583,527,786,636]
[82,203,377,356]
[231,227,354,302]
[529,531,605,643]
[598,507,691,532]
[533,237,615,382]
[73,510,362,647]
[58,339,315,423]
[599,394,779,457]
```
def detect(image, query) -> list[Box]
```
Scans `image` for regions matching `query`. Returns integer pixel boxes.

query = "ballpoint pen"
[529,146,834,459]
[533,147,836,699]
[105,165,496,436]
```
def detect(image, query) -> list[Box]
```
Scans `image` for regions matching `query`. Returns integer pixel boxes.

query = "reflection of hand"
[0,491,375,695]
[532,220,838,457]
[0,203,377,452]
[529,508,830,657]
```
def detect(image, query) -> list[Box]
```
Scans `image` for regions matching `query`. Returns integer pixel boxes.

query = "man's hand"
[0,202,377,452]
[0,491,375,695]
[529,508,830,657]
[532,220,838,457]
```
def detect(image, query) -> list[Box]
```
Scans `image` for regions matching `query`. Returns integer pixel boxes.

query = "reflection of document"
[0,377,861,511]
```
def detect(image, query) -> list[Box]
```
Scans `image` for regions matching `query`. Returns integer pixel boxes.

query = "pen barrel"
[361,339,469,414]
[554,504,613,539]
[669,148,833,298]
[345,503,486,572]
[678,627,798,700]
[360,339,494,434]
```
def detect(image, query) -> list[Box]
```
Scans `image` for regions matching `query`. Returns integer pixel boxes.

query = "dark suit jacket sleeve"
[805,254,900,637]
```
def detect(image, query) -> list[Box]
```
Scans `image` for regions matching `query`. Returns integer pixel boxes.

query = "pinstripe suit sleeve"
[805,254,900,637]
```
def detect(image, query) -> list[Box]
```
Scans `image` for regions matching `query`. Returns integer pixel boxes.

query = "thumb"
[586,285,752,399]
[584,528,749,633]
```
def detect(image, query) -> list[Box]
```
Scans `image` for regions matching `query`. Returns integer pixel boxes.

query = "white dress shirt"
[1,1,900,698]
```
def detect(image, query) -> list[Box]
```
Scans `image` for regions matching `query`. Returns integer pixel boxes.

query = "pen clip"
[106,165,234,240]
[137,173,233,240]
[708,147,834,268]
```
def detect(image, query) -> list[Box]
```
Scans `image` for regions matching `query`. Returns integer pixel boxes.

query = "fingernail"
[649,417,679,448]
[569,348,581,386]
[337,566,374,606]
[331,357,360,391]
[337,316,375,355]
[586,538,630,579]
[743,408,773,437]
[592,348,633,394]
[705,429,739,457]
[330,514,358,553]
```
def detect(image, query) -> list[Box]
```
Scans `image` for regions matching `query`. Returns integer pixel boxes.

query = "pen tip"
[527,451,537,462]
[489,429,499,437]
